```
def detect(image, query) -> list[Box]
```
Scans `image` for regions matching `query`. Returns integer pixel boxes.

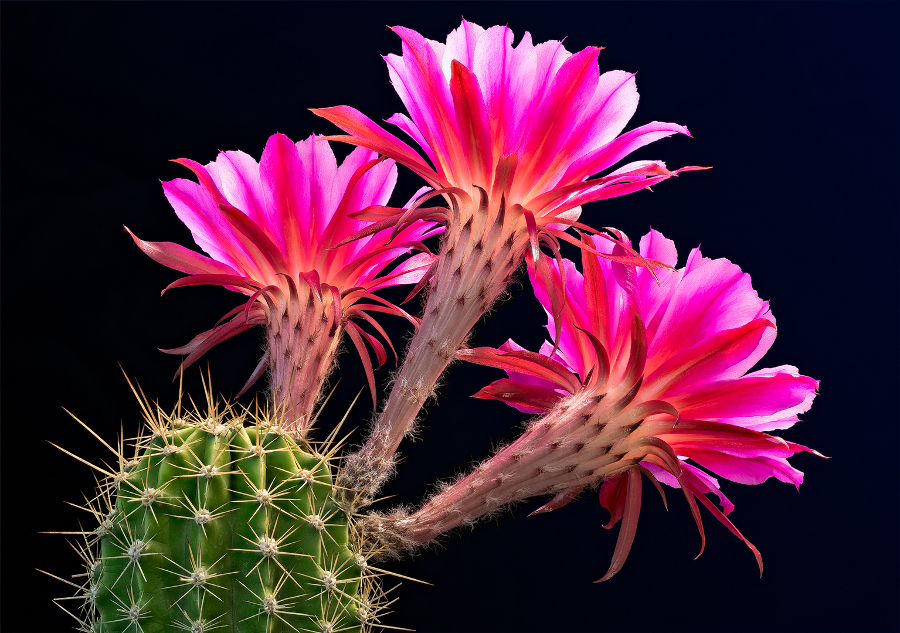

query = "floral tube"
[314,21,705,503]
[365,230,820,580]
[129,133,441,434]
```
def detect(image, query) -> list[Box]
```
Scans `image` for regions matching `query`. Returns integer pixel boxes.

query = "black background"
[3,2,898,632]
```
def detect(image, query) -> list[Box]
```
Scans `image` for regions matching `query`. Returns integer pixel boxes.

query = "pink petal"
[294,134,339,250]
[160,178,250,273]
[561,121,691,185]
[647,252,775,378]
[644,318,776,399]
[571,70,640,159]
[441,19,485,78]
[259,133,306,267]
[209,150,267,228]
[670,370,819,422]
[387,112,436,165]
[390,26,469,184]
[517,47,603,197]
[688,450,805,489]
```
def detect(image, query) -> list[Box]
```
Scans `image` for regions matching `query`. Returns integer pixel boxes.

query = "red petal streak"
[330,191,456,249]
[357,327,388,368]
[472,378,563,413]
[676,473,707,560]
[346,205,402,221]
[330,215,404,249]
[596,469,642,582]
[599,474,627,528]
[171,158,228,206]
[449,60,493,188]
[165,312,264,378]
[490,154,519,202]
[243,285,280,324]
[341,290,419,327]
[322,156,387,249]
[391,187,467,242]
[333,241,432,289]
[646,319,776,397]
[457,347,581,393]
[661,420,793,456]
[618,312,648,393]
[631,436,683,478]
[125,227,239,277]
[311,106,440,184]
[365,253,434,296]
[581,232,611,353]
[347,205,446,222]
[216,204,289,272]
[347,304,421,329]
[326,284,342,337]
[297,270,322,302]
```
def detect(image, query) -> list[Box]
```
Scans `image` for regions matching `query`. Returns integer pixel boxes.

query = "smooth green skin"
[93,424,364,632]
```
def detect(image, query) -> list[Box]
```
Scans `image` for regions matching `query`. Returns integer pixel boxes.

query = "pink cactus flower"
[386,229,820,580]
[128,132,440,434]
[313,21,705,499]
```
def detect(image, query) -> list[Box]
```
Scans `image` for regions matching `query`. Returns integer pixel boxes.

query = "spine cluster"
[47,393,393,633]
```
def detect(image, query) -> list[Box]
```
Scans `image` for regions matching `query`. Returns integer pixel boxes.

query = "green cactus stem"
[45,385,394,633]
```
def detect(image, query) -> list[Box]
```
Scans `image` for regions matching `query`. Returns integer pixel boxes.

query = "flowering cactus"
[56,400,379,632]
[47,133,438,632]
[48,20,822,633]
[129,133,440,433]
[364,230,820,580]
[314,20,707,504]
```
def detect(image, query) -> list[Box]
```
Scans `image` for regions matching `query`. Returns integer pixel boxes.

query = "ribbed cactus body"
[87,416,368,633]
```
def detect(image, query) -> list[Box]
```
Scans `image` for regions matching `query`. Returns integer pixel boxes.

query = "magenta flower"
[312,21,704,496]
[128,133,440,433]
[396,230,820,579]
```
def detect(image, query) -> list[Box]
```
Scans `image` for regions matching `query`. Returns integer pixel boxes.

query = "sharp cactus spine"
[46,380,396,633]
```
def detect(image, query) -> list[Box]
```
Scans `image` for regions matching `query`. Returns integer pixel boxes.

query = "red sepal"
[456,347,580,393]
[472,378,563,413]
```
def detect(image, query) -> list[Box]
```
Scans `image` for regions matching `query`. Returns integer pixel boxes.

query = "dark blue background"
[3,2,898,632]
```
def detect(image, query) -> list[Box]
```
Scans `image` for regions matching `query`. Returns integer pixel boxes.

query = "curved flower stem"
[392,389,629,544]
[338,194,529,508]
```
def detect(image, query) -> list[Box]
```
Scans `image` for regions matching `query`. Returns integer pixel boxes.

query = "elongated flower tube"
[368,230,820,580]
[314,21,705,502]
[128,133,440,435]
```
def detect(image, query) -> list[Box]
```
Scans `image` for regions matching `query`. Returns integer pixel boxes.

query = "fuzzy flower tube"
[47,133,442,633]
[363,230,821,580]
[129,133,440,435]
[314,20,707,504]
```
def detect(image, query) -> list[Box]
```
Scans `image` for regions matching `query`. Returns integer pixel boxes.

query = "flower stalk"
[317,20,704,502]
[130,132,439,437]
[358,229,820,581]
